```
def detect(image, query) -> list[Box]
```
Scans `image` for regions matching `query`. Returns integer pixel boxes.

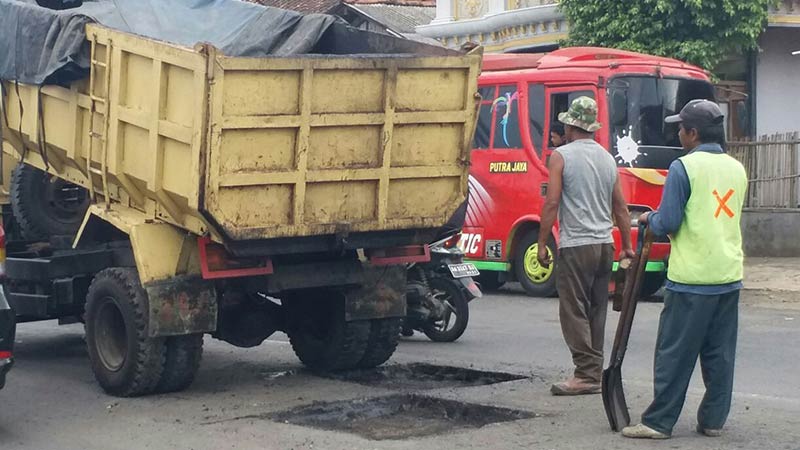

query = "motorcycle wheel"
[421,277,469,343]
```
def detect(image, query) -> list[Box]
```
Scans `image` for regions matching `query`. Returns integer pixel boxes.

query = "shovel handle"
[612,257,632,312]
[608,224,655,363]
[637,222,647,253]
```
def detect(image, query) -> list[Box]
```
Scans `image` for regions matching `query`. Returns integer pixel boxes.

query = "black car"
[0,287,15,389]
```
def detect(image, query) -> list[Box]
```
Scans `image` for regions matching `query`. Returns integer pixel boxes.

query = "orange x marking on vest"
[713,189,735,218]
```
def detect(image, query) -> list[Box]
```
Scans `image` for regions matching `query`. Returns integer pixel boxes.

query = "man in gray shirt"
[537,97,635,395]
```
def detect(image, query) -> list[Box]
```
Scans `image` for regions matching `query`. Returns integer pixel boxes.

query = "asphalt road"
[1,285,798,450]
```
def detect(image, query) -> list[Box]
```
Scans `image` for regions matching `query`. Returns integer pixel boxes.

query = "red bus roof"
[482,47,707,76]
[481,53,546,72]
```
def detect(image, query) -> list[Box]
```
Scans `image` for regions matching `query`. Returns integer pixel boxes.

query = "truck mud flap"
[343,265,406,321]
[145,275,217,338]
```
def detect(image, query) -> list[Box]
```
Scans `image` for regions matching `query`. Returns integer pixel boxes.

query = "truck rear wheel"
[85,268,165,397]
[10,164,90,241]
[286,291,370,372]
[514,230,558,297]
[156,334,204,393]
[357,318,402,368]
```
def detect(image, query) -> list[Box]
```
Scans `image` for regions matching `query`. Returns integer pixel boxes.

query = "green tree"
[559,0,776,70]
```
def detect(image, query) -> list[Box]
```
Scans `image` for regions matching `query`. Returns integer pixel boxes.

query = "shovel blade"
[602,366,630,432]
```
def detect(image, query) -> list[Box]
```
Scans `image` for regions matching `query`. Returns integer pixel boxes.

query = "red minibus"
[460,47,715,296]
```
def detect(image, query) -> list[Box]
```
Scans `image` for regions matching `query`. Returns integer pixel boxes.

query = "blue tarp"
[0,0,450,85]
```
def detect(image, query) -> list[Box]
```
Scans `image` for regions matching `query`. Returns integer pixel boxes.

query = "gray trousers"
[642,290,739,435]
[556,243,614,383]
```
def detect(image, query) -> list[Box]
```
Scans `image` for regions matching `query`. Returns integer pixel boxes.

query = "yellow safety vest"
[668,151,748,285]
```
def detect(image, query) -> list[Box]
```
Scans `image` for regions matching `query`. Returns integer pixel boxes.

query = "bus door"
[542,85,599,164]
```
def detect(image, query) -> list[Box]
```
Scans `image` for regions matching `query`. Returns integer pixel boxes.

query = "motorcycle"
[403,233,482,342]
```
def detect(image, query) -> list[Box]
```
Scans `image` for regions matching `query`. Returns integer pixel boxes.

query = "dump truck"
[0,19,481,396]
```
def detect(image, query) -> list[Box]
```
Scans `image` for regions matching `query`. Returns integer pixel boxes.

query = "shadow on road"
[12,328,87,362]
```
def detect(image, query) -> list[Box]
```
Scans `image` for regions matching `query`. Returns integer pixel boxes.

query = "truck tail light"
[197,237,273,280]
[0,351,11,360]
[367,245,430,266]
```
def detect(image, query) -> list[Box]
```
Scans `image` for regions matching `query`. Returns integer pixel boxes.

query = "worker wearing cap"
[623,100,748,439]
[538,97,634,395]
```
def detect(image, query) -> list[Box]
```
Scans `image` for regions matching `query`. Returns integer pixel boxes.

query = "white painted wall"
[431,0,453,24]
[756,27,800,136]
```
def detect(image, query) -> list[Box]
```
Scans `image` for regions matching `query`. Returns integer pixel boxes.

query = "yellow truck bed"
[1,24,481,243]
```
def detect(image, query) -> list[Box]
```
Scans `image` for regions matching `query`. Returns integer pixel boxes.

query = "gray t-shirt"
[554,139,617,248]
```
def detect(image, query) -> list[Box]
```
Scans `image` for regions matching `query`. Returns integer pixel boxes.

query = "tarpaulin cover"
[0,0,451,85]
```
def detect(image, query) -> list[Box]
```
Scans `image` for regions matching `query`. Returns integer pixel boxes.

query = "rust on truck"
[343,265,407,321]
[144,275,217,337]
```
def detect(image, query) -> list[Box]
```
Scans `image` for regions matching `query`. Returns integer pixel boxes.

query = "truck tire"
[513,230,558,298]
[156,334,204,393]
[10,164,89,241]
[286,292,370,372]
[357,318,402,368]
[85,268,165,397]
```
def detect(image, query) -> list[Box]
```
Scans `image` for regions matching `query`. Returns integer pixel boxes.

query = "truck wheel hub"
[95,299,128,372]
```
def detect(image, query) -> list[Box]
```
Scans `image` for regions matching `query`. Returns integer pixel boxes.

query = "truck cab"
[463,48,715,296]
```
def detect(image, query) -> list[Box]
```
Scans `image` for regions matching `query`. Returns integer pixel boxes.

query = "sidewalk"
[742,257,800,309]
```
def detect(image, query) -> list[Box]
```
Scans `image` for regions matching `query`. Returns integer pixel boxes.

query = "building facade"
[755,7,800,136]
[419,0,565,52]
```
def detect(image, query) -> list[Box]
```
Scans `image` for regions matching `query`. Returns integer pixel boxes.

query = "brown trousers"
[556,243,614,383]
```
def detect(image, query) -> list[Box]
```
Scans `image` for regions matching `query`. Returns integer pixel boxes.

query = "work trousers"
[642,290,740,435]
[556,243,614,383]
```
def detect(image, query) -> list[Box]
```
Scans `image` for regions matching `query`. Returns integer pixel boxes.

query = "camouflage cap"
[558,96,602,132]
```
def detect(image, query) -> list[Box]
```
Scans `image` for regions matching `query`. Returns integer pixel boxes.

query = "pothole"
[269,394,537,440]
[321,363,528,390]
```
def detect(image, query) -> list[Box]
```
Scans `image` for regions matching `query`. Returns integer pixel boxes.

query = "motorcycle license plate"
[448,263,480,279]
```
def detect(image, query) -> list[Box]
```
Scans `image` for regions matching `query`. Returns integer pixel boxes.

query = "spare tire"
[10,164,90,241]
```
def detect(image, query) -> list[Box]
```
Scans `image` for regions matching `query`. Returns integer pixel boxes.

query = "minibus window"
[491,85,523,149]
[472,86,496,149]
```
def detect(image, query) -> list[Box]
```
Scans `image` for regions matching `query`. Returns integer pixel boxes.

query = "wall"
[420,0,566,51]
[755,27,800,136]
[742,209,800,257]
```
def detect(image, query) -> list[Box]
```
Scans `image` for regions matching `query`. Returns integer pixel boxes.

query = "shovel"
[602,223,655,432]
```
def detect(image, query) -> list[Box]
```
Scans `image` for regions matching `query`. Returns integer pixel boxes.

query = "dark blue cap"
[665,99,724,128]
